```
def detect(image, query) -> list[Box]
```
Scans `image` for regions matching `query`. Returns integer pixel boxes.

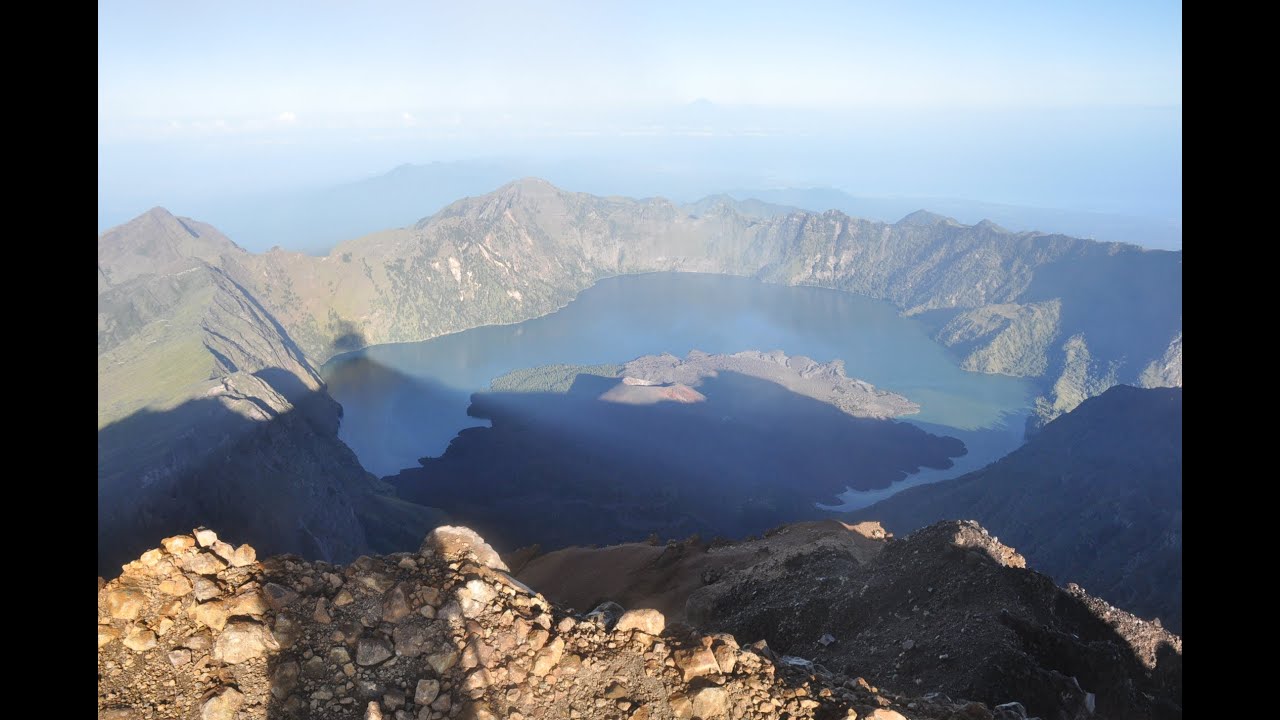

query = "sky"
[98,0,1182,242]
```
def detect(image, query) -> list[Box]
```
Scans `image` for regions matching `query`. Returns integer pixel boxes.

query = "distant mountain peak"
[498,177,562,195]
[142,206,177,221]
[974,218,1009,233]
[98,207,242,289]
[897,209,958,226]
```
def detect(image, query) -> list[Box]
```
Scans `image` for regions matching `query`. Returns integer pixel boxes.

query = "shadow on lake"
[388,371,965,552]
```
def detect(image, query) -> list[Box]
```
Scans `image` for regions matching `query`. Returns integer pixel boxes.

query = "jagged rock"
[712,642,737,674]
[357,570,395,593]
[122,625,157,652]
[364,701,383,720]
[230,544,256,567]
[462,668,491,694]
[199,687,242,720]
[457,579,496,618]
[210,541,236,564]
[157,575,192,596]
[357,635,394,666]
[228,588,269,616]
[615,608,665,636]
[586,600,625,629]
[161,535,196,554]
[531,636,565,677]
[392,623,429,657]
[690,686,728,718]
[191,576,221,602]
[674,647,720,681]
[105,588,145,620]
[138,548,165,567]
[271,660,300,698]
[426,645,459,674]
[314,597,332,624]
[189,599,230,631]
[263,582,299,610]
[421,526,509,571]
[97,626,120,648]
[183,632,212,651]
[993,703,1028,720]
[168,648,191,666]
[383,584,412,622]
[866,710,908,720]
[668,692,693,718]
[193,528,218,547]
[202,681,244,717]
[214,619,278,663]
[271,613,302,648]
[183,552,226,576]
[414,678,440,706]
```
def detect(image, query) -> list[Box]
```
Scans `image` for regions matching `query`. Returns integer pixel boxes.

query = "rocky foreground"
[98,522,1179,720]
[515,520,1182,720]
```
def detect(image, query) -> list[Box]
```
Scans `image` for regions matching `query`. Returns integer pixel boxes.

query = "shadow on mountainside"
[97,361,444,578]
[850,385,1183,633]
[328,319,368,354]
[388,371,966,554]
[683,521,1182,720]
[1023,249,1183,368]
[321,354,488,477]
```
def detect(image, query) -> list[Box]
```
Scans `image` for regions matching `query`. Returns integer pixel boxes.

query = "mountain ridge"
[100,177,1180,426]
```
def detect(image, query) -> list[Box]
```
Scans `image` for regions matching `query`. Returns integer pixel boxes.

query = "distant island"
[491,349,919,418]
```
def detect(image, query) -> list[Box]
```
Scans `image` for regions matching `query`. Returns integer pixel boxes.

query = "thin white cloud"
[401,111,416,127]
[277,111,297,124]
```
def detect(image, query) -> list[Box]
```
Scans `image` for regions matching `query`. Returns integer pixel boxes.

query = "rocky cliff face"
[100,525,1004,720]
[98,522,1181,720]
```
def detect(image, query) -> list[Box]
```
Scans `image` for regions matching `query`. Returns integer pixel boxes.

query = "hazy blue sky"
[99,0,1182,241]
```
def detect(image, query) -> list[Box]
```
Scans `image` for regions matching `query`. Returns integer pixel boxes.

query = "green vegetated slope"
[851,385,1183,632]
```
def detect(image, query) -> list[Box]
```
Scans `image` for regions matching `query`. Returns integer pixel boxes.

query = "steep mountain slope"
[851,386,1182,631]
[98,522,1181,720]
[97,210,439,576]
[514,520,1182,720]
